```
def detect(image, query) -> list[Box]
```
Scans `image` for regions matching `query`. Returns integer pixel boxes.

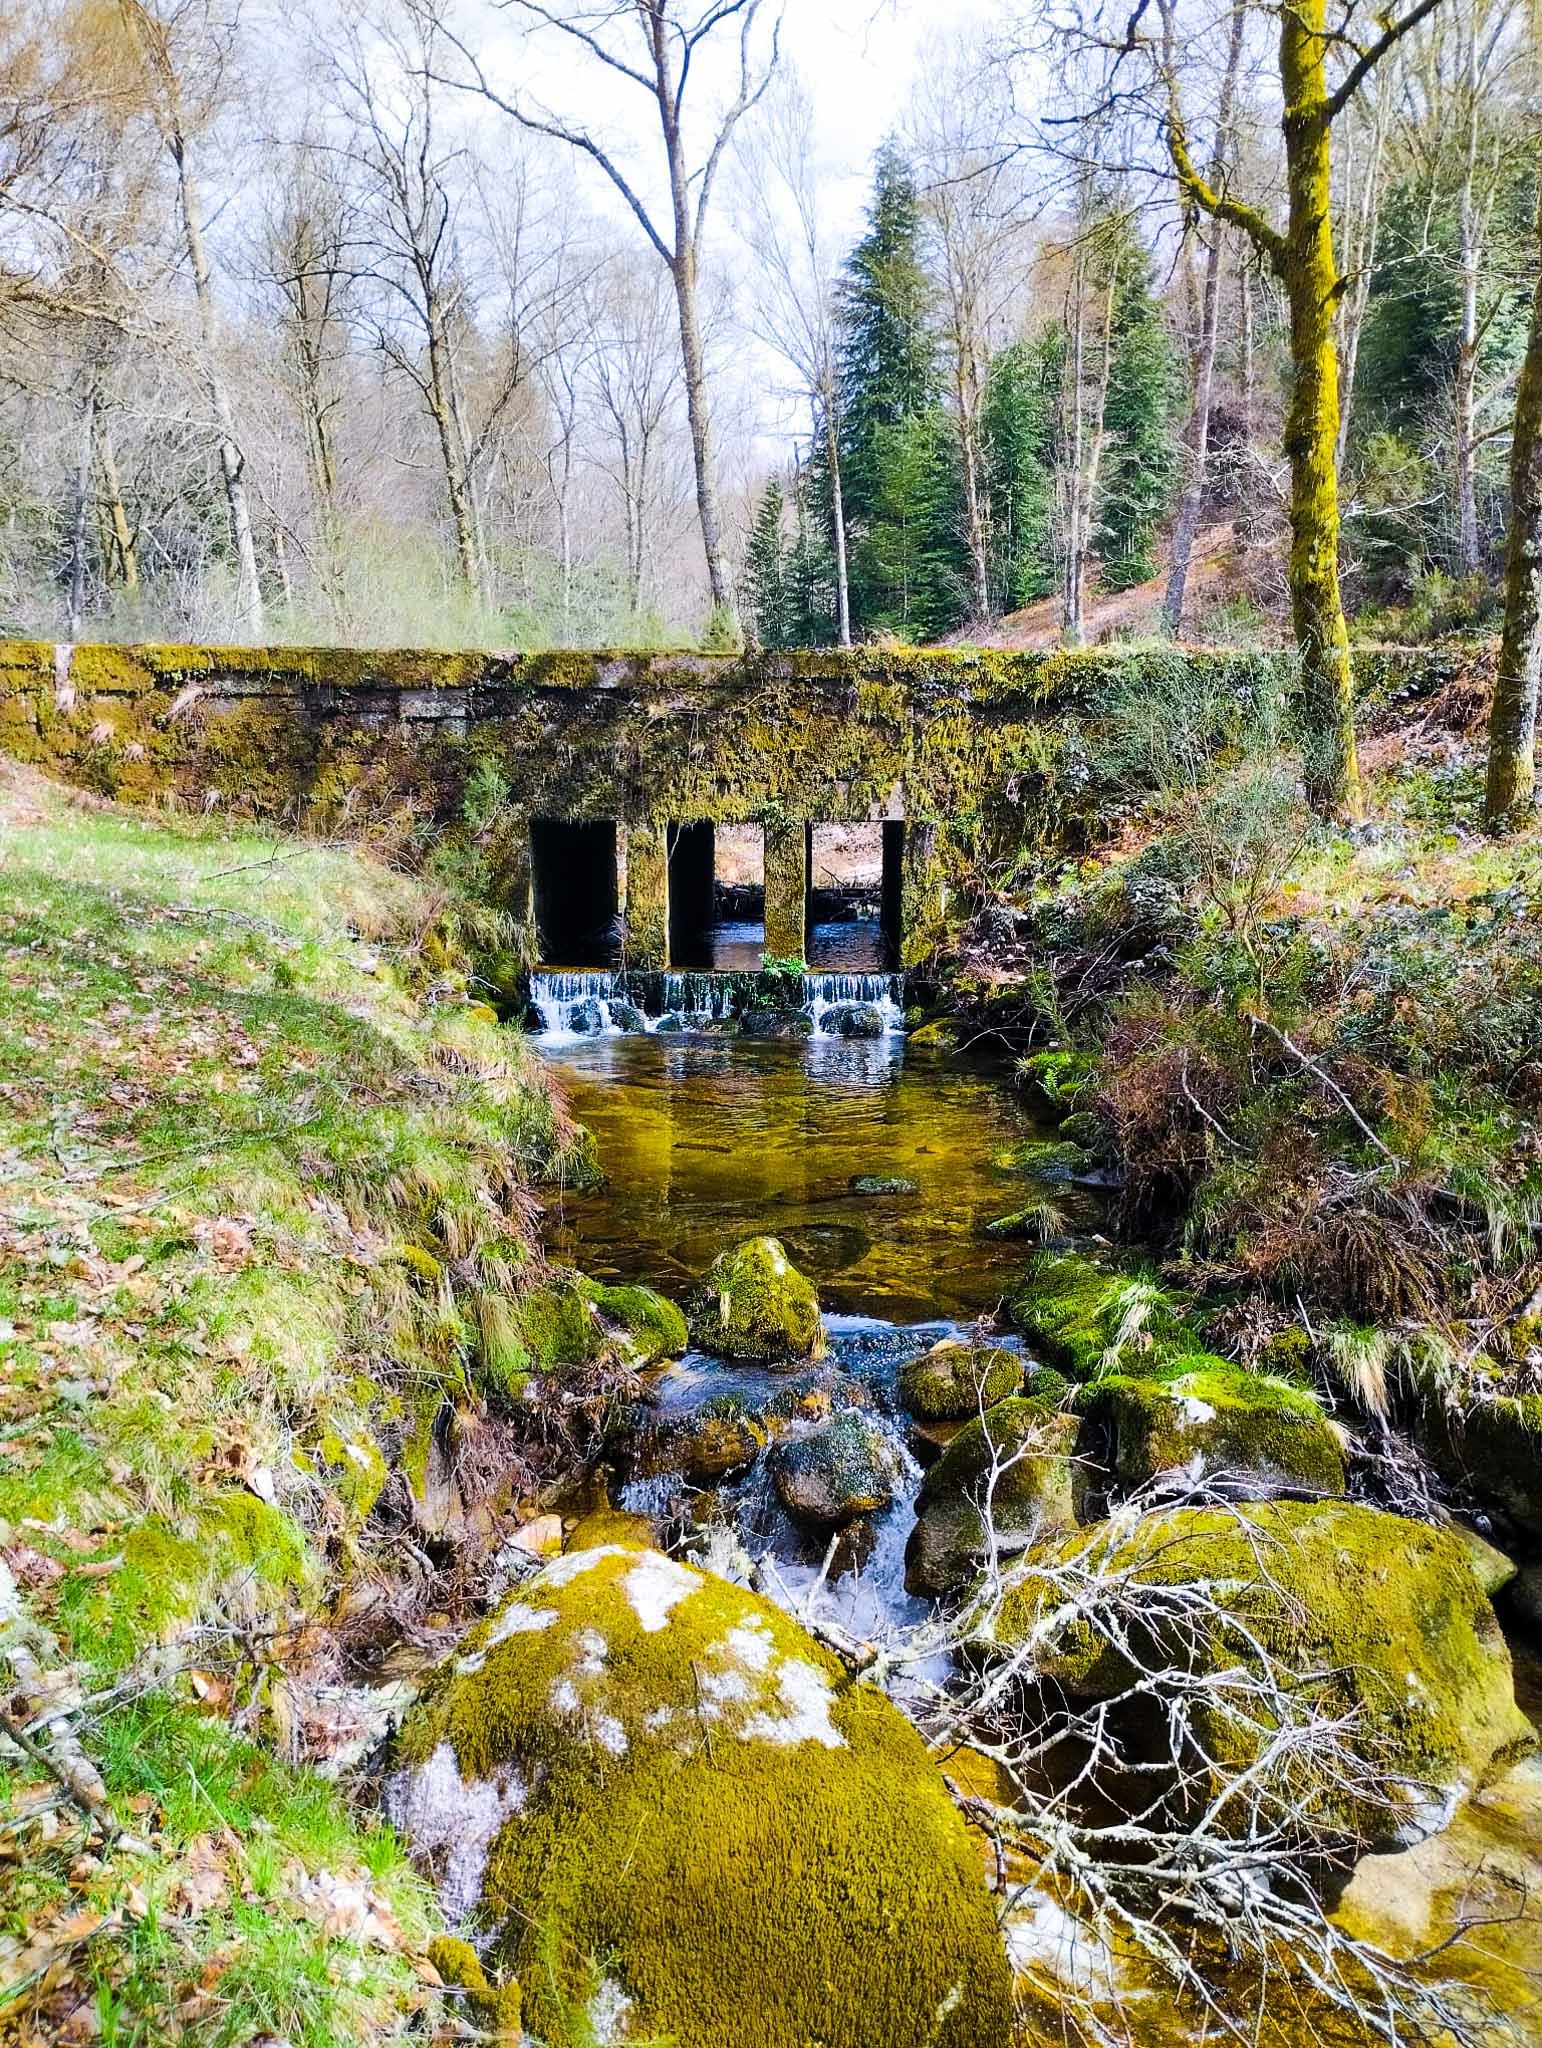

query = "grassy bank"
[0,763,598,2044]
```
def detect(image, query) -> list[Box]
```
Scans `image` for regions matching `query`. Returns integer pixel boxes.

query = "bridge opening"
[807,821,904,971]
[669,822,764,969]
[531,819,620,966]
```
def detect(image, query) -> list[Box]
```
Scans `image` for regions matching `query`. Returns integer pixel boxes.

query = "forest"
[4,3,1542,2047]
[2,0,1535,676]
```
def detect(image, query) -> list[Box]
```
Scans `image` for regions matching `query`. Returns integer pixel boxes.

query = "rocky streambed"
[379,1029,1542,2048]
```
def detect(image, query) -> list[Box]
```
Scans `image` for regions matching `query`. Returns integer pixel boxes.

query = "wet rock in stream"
[688,1235,826,1364]
[769,1411,905,1525]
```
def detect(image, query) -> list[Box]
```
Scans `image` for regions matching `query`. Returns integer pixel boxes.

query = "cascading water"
[527,968,906,1037]
[801,971,905,1033]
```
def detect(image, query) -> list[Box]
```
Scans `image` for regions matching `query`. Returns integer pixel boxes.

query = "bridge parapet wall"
[0,639,1465,967]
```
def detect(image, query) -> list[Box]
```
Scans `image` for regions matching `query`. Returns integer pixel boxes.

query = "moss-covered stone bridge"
[0,639,1456,969]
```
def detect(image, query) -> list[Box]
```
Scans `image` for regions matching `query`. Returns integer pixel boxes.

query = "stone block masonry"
[0,640,1463,970]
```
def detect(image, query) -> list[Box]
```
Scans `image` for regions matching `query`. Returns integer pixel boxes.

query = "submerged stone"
[769,1412,904,1525]
[689,1236,826,1365]
[821,1003,885,1039]
[741,1007,814,1040]
[386,1547,1013,2048]
[982,1499,1536,1853]
[848,1174,919,1197]
[897,1339,1022,1422]
[905,1400,1082,1598]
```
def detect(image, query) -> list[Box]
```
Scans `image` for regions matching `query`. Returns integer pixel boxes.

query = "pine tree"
[743,479,792,649]
[1094,236,1180,592]
[981,334,1062,612]
[785,467,837,647]
[835,143,964,638]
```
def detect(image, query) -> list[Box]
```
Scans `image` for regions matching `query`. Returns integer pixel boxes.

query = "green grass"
[0,765,592,2041]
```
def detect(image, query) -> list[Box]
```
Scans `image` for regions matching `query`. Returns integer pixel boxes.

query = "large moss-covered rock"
[741,1007,814,1040]
[689,1236,826,1365]
[496,1274,688,1392]
[898,1339,1022,1422]
[769,1413,904,1524]
[905,1400,1082,1597]
[1076,1368,1346,1503]
[1010,1250,1206,1380]
[1430,1393,1542,1538]
[386,1547,1013,2048]
[982,1501,1535,1851]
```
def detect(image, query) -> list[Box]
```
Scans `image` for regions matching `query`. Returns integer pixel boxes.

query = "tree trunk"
[173,138,264,640]
[1279,0,1362,818]
[99,426,139,593]
[424,314,478,596]
[1484,180,1542,828]
[1063,249,1088,646]
[1334,78,1390,474]
[670,247,732,617]
[1240,252,1255,456]
[67,384,98,638]
[1453,35,1485,576]
[822,384,852,646]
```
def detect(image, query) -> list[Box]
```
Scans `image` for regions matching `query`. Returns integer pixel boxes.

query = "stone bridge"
[0,639,1450,970]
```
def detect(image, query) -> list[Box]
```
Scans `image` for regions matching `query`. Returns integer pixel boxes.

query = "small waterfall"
[527,967,906,1037]
[528,970,618,1036]
[802,972,905,1034]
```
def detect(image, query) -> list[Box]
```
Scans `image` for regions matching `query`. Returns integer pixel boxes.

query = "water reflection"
[539,1031,1040,1320]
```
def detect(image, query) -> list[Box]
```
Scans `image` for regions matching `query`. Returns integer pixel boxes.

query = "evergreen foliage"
[981,334,1063,612]
[836,144,964,639]
[745,479,793,649]
[1094,232,1181,591]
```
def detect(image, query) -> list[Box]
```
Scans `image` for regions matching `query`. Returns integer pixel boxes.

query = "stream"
[533,1025,1542,2043]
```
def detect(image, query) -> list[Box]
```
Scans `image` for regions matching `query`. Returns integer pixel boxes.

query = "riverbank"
[0,762,612,2042]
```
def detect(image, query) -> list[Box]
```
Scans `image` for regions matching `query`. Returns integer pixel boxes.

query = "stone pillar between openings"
[624,821,669,971]
[763,820,809,963]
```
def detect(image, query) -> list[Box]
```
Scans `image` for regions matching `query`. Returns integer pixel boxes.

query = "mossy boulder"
[609,999,649,1033]
[741,1007,814,1040]
[1010,1250,1204,1381]
[898,1339,1022,1422]
[689,1237,826,1366]
[386,1547,1013,2048]
[1075,1368,1347,1504]
[1016,1048,1097,1122]
[628,1397,767,1486]
[848,1174,918,1197]
[769,1413,904,1524]
[820,1003,886,1039]
[1429,1394,1542,1538]
[983,1500,1535,1851]
[905,1400,1082,1598]
[908,1018,960,1051]
[504,1274,688,1387]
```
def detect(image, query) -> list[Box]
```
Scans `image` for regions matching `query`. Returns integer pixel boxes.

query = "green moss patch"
[898,1339,1022,1421]
[389,1547,1012,2048]
[1076,1367,1347,1500]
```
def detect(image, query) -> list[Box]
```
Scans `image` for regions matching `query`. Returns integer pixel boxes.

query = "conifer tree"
[836,143,964,638]
[1096,241,1181,590]
[981,335,1062,612]
[744,479,792,649]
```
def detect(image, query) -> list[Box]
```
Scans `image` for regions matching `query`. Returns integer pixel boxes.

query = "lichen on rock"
[688,1235,826,1365]
[386,1546,1013,2047]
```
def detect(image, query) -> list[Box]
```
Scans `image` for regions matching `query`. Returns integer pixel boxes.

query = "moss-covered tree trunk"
[1278,0,1362,818]
[1484,178,1542,829]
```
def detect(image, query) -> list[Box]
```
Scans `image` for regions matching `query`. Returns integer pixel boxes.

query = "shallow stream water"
[535,1027,1542,2045]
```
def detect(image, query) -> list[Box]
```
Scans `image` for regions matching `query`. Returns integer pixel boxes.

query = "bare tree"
[1164,0,1245,632]
[910,31,1037,630]
[588,257,683,619]
[733,69,850,642]
[116,0,265,638]
[417,0,783,626]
